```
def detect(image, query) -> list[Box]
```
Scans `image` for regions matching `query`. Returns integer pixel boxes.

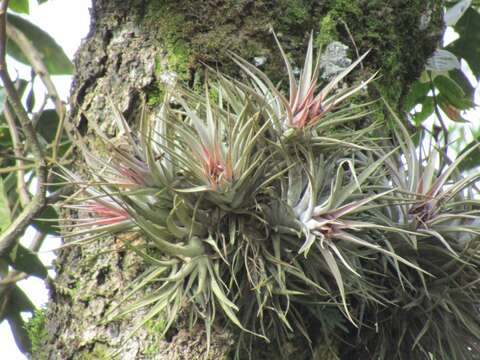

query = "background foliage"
[0,0,72,353]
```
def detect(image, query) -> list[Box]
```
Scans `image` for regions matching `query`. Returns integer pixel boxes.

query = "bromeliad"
[60,32,480,360]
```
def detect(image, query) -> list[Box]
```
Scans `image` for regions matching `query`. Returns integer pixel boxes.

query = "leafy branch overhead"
[405,1,480,185]
[407,2,479,136]
[0,0,72,353]
[63,33,480,359]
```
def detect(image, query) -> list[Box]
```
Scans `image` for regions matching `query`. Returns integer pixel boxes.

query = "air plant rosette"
[61,34,480,359]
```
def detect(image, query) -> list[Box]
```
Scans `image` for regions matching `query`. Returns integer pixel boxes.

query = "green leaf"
[7,312,32,354]
[6,13,73,75]
[437,95,469,122]
[2,285,35,353]
[404,81,431,111]
[36,109,59,143]
[449,68,475,99]
[7,244,48,279]
[9,0,29,14]
[458,134,480,171]
[0,258,8,276]
[33,206,59,236]
[434,75,464,100]
[0,123,13,150]
[448,7,480,75]
[434,75,473,110]
[9,284,35,312]
[412,97,434,125]
[3,172,21,219]
[0,176,11,232]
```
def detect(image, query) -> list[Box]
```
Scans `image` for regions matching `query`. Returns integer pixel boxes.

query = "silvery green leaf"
[425,50,460,72]
[444,0,471,26]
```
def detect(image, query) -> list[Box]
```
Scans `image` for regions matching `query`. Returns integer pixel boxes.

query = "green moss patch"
[318,0,443,107]
[142,0,326,83]
[140,0,442,112]
[25,308,47,356]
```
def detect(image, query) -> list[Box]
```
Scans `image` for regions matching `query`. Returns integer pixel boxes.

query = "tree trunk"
[34,1,444,359]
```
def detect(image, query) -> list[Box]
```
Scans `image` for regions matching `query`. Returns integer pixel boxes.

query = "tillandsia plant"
[61,33,480,360]
[222,33,376,135]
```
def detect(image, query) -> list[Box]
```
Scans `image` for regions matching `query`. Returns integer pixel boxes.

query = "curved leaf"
[444,0,472,26]
[448,7,480,75]
[36,109,59,143]
[2,285,35,353]
[458,133,480,171]
[7,244,47,279]
[6,13,73,75]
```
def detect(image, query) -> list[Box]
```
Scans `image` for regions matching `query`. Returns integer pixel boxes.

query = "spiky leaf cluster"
[64,35,480,359]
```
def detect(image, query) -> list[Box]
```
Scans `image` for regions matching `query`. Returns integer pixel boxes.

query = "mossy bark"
[36,0,444,359]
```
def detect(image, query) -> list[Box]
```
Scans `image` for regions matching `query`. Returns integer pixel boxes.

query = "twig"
[6,20,66,161]
[4,102,30,206]
[0,163,36,174]
[0,271,26,285]
[0,0,47,257]
[0,152,33,162]
[28,228,47,252]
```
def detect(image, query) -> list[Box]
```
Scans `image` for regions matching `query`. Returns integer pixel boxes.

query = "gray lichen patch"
[320,41,352,80]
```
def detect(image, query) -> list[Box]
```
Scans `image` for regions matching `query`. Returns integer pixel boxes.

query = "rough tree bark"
[33,1,444,359]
